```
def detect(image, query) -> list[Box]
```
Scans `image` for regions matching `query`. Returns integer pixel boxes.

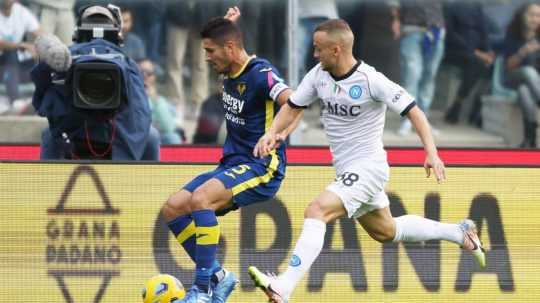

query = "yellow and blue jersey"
[220,56,286,175]
[183,57,288,210]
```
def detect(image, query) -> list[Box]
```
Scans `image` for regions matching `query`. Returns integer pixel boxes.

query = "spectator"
[256,0,287,74]
[165,0,224,127]
[236,1,262,55]
[443,0,495,126]
[120,6,146,62]
[348,0,401,83]
[398,0,445,136]
[296,0,338,80]
[139,59,183,145]
[0,0,40,114]
[130,0,165,64]
[482,0,526,53]
[26,0,75,45]
[502,3,540,148]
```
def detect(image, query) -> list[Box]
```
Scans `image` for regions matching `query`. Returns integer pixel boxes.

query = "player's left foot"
[459,219,486,269]
[247,266,288,303]
[211,268,238,303]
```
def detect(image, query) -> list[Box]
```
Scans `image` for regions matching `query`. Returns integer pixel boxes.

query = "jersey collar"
[229,55,256,79]
[330,60,361,81]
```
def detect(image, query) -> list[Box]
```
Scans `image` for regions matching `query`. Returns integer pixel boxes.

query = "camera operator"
[32,4,159,160]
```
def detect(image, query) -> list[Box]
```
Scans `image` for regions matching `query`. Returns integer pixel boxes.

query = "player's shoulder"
[355,61,389,86]
[308,63,325,74]
[300,63,327,82]
[249,57,279,73]
[356,61,378,76]
[247,56,285,84]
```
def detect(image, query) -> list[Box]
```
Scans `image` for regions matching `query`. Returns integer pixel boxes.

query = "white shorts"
[326,161,390,218]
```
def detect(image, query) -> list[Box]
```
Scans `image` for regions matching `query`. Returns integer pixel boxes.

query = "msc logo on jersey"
[236,82,247,96]
[349,85,362,99]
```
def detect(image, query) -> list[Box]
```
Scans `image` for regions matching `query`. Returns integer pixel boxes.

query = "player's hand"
[253,132,281,158]
[224,6,241,23]
[424,153,446,184]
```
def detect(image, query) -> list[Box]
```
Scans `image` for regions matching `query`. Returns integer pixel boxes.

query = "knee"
[369,230,395,243]
[162,191,192,221]
[365,221,396,243]
[520,66,538,79]
[304,199,342,223]
[304,200,326,221]
[402,58,421,76]
[190,188,212,211]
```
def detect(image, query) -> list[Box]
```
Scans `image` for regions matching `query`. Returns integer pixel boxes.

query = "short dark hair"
[315,19,352,35]
[201,17,244,47]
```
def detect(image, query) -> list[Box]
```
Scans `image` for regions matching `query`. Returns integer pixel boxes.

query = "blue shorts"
[183,161,284,209]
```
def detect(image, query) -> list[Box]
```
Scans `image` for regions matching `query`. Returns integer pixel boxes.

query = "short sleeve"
[367,70,415,116]
[289,65,319,108]
[261,65,289,102]
[22,5,39,33]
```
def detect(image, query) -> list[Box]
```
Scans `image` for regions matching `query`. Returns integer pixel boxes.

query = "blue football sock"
[192,209,220,292]
[168,214,222,275]
[167,214,197,261]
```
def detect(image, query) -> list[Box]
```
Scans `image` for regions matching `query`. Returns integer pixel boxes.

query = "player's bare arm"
[275,89,304,141]
[406,106,446,183]
[254,102,303,158]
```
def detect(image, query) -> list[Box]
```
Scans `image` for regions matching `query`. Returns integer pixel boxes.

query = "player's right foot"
[211,268,238,303]
[247,266,288,303]
[459,219,486,268]
[181,285,212,303]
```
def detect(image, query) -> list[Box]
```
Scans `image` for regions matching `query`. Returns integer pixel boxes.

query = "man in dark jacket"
[443,1,494,125]
[33,5,159,160]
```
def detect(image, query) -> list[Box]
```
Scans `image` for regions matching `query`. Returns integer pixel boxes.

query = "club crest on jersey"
[349,85,362,99]
[289,255,302,267]
[236,82,247,95]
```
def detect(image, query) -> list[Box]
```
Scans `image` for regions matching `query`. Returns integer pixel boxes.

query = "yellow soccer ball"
[142,274,186,303]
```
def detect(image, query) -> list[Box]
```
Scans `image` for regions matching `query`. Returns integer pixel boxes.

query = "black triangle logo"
[48,165,120,215]
[48,269,120,303]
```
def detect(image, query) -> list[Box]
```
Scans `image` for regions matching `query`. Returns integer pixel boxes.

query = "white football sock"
[393,215,464,245]
[273,218,326,298]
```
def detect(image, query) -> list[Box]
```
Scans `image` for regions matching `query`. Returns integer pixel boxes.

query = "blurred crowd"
[1,0,539,147]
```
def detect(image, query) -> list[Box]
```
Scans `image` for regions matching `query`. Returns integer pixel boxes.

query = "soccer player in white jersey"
[248,19,486,303]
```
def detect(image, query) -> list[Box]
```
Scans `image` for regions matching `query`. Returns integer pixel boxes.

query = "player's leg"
[188,179,233,297]
[208,161,284,302]
[357,199,486,268]
[161,169,233,302]
[162,169,225,264]
[249,190,346,303]
[357,204,463,243]
[163,189,196,261]
[182,160,281,302]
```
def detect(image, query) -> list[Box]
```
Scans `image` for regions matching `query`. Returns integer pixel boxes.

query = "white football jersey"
[290,61,415,173]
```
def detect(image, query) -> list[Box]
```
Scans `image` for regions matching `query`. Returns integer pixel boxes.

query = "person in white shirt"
[249,19,486,303]
[0,0,40,112]
[26,0,75,45]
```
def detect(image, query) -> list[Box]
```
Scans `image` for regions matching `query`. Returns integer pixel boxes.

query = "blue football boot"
[180,285,212,303]
[211,269,239,303]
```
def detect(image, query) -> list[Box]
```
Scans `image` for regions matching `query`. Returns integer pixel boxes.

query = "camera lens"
[73,62,122,110]
[78,71,116,106]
